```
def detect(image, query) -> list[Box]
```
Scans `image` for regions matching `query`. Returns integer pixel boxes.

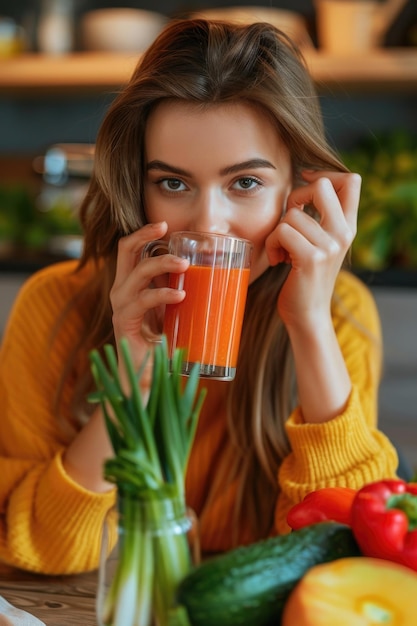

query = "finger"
[110,253,189,317]
[113,221,168,288]
[140,285,187,311]
[286,176,356,246]
[273,221,317,270]
[301,170,361,232]
[116,285,186,328]
[267,210,334,268]
[133,254,189,293]
[282,208,335,251]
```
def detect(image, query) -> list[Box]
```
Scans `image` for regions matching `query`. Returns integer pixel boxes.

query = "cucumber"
[176,522,361,626]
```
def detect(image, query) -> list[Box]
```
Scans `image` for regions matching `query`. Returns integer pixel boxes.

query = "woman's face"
[144,100,292,281]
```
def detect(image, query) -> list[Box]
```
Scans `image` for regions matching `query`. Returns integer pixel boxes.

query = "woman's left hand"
[265,170,361,329]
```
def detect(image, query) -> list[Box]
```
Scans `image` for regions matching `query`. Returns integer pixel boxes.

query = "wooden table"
[0,563,97,625]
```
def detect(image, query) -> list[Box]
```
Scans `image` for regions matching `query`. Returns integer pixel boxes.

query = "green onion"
[90,336,206,626]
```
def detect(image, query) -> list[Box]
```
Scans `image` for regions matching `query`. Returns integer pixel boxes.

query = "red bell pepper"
[286,487,357,530]
[351,479,417,571]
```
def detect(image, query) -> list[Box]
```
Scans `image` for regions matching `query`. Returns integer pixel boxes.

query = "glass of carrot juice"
[143,231,253,380]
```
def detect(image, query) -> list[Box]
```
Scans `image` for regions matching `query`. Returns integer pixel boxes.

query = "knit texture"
[0,262,398,572]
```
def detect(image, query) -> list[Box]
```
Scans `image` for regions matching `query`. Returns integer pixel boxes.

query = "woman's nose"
[190,191,230,234]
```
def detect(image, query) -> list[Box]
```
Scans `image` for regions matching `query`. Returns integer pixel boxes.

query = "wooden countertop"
[0,563,97,625]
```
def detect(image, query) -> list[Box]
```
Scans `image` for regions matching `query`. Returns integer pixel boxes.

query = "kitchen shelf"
[0,48,417,96]
[0,52,138,96]
[305,48,417,93]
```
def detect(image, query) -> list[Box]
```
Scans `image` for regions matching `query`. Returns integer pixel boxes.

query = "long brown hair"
[62,19,349,540]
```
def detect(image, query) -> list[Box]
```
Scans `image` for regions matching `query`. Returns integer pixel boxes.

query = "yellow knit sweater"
[0,261,398,574]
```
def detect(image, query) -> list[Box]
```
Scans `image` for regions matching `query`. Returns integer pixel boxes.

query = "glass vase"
[97,493,199,626]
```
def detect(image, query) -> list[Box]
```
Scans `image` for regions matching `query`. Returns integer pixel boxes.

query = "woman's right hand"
[110,221,189,391]
[63,222,188,492]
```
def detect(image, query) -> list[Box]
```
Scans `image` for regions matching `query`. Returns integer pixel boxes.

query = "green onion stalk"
[90,337,206,626]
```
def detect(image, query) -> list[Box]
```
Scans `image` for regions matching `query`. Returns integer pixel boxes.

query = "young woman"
[0,19,398,574]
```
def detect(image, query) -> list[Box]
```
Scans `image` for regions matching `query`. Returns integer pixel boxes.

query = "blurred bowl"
[190,7,312,48]
[80,8,168,53]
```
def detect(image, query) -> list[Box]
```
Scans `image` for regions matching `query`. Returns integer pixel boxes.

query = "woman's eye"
[232,177,262,191]
[158,178,187,192]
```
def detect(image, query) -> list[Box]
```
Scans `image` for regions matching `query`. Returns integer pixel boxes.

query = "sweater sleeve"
[275,271,399,534]
[0,262,115,574]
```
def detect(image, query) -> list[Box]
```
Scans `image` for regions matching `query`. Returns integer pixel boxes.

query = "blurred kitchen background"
[0,0,416,472]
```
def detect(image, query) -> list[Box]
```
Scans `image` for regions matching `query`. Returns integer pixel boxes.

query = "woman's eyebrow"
[220,159,276,175]
[146,158,277,177]
[146,160,189,176]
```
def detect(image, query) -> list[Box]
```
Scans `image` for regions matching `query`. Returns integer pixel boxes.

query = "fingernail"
[172,256,188,265]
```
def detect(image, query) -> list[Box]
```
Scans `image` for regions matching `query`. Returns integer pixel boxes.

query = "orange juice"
[164,264,250,378]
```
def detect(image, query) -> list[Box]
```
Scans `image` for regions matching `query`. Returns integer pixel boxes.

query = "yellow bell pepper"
[282,556,417,625]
